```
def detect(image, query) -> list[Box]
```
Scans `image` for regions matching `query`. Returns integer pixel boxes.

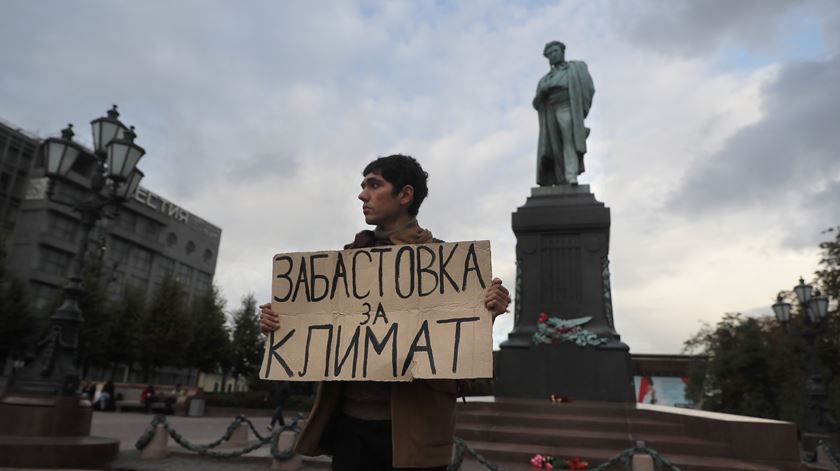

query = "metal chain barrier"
[134,413,303,460]
[446,438,682,471]
[820,440,840,471]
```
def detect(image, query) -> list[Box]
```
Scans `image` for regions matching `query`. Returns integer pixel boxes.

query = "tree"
[138,274,191,381]
[187,286,233,373]
[685,228,840,426]
[77,253,112,375]
[102,286,145,376]
[0,237,38,367]
[230,293,263,383]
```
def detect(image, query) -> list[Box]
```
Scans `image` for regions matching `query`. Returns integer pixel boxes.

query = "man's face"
[546,44,565,65]
[358,171,411,227]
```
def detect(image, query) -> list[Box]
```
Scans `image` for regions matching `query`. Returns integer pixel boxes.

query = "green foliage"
[685,228,840,426]
[78,254,112,370]
[0,237,39,361]
[104,286,145,367]
[230,293,263,379]
[139,274,191,379]
[187,286,233,372]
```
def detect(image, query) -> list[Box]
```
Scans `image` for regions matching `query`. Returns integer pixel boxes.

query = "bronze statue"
[533,41,595,186]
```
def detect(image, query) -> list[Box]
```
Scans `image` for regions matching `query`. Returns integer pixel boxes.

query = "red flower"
[567,456,587,469]
[538,312,548,323]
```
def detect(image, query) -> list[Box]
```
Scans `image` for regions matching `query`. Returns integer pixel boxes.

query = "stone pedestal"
[0,394,119,468]
[495,185,634,402]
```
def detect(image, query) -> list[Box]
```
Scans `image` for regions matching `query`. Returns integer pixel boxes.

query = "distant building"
[1,117,222,317]
[0,120,39,245]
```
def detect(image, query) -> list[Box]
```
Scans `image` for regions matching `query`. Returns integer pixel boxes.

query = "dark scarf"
[345,218,433,249]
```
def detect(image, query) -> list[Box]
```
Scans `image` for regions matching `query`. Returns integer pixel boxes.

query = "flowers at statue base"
[530,454,589,470]
[531,312,609,347]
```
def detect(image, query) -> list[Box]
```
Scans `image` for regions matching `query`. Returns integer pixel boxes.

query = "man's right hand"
[259,302,279,334]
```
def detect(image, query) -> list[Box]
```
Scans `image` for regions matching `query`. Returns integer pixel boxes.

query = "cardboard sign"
[259,240,493,381]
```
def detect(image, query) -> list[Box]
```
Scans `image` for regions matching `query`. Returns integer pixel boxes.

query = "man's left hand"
[485,277,511,322]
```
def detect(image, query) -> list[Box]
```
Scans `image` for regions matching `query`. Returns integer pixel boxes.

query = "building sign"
[134,186,190,223]
[133,186,221,240]
[260,241,494,382]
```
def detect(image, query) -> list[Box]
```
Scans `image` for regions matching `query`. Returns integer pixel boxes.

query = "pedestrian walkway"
[90,411,329,470]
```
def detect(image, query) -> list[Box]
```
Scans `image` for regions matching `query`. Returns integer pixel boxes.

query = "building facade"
[1,118,221,316]
[0,120,39,246]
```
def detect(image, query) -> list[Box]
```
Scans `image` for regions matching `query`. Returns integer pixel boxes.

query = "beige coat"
[294,224,458,468]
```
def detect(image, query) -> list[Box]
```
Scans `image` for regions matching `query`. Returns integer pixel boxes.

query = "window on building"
[131,247,152,272]
[39,246,72,276]
[108,236,132,264]
[186,241,196,254]
[0,172,9,194]
[48,212,78,243]
[203,249,213,263]
[166,232,177,247]
[195,271,212,294]
[176,263,194,286]
[137,216,162,241]
[117,210,137,232]
[20,145,34,169]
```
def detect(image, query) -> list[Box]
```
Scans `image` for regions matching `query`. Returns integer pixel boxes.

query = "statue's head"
[543,41,566,65]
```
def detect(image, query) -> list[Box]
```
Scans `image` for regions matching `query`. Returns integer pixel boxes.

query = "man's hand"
[259,302,279,334]
[484,277,511,323]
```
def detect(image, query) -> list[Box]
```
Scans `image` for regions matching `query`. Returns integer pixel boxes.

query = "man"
[533,41,595,186]
[259,154,510,471]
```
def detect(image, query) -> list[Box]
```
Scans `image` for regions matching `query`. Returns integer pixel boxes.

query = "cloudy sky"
[2,0,839,353]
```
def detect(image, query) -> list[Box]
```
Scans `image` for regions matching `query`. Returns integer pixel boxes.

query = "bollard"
[140,423,169,460]
[225,422,249,448]
[271,429,302,470]
[817,445,833,468]
[631,454,655,471]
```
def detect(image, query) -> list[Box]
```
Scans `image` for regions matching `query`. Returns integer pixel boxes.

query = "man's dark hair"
[363,154,429,217]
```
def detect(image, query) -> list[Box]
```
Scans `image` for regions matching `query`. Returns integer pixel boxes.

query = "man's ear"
[398,185,415,208]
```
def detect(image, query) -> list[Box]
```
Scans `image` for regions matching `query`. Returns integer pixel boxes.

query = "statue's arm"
[580,62,595,118]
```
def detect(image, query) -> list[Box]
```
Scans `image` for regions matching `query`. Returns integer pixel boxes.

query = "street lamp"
[772,277,836,434]
[0,105,144,467]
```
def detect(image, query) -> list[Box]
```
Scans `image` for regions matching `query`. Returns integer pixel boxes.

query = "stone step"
[456,440,797,471]
[456,422,729,457]
[460,398,637,418]
[457,409,686,435]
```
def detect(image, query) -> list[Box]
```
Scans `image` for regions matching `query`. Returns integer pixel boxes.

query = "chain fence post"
[271,428,302,470]
[224,418,249,449]
[139,422,169,460]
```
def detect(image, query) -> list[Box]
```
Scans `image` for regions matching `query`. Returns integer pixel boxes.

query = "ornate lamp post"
[772,277,835,434]
[0,105,144,468]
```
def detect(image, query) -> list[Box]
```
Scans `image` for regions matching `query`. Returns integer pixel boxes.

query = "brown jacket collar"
[345,218,433,249]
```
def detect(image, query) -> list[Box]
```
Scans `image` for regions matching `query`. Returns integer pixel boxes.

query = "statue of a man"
[533,41,595,186]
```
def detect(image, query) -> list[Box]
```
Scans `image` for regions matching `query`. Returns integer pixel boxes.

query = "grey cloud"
[615,0,835,58]
[667,54,840,224]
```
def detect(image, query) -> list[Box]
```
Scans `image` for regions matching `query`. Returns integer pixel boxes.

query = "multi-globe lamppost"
[0,105,144,468]
[771,277,836,434]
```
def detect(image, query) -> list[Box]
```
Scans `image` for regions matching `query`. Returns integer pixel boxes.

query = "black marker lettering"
[352,250,372,299]
[273,256,294,302]
[371,247,392,297]
[310,253,329,302]
[297,324,333,377]
[264,329,296,378]
[330,252,349,299]
[462,243,486,291]
[372,303,389,324]
[360,302,371,325]
[395,246,415,299]
[439,244,460,294]
[334,325,361,378]
[417,245,438,296]
[402,320,436,376]
[437,316,480,373]
[292,256,311,302]
[363,323,398,378]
